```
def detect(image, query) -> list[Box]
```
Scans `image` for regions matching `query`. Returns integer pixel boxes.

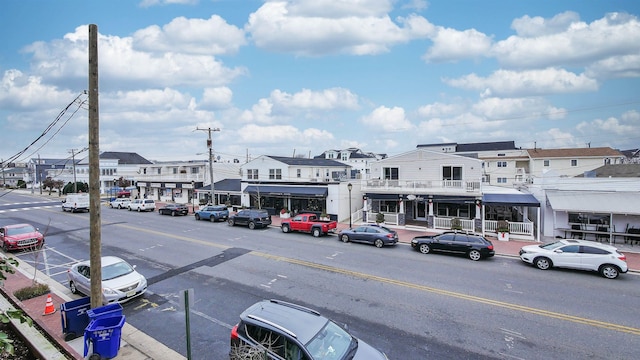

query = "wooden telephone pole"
[88,24,103,309]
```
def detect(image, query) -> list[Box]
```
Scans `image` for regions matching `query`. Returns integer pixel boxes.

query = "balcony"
[362,179,481,195]
[134,173,206,182]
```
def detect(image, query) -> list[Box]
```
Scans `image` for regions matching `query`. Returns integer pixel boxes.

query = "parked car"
[67,255,148,304]
[0,223,45,252]
[195,205,229,222]
[411,232,495,261]
[128,199,156,212]
[228,209,272,229]
[109,198,131,209]
[230,299,388,360]
[519,239,628,279]
[158,203,189,216]
[281,213,338,237]
[61,193,90,213]
[338,224,398,248]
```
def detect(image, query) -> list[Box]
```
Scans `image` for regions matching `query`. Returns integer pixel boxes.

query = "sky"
[1,0,639,165]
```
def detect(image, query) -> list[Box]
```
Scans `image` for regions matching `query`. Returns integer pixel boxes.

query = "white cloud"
[132,15,246,55]
[246,1,433,56]
[23,26,247,90]
[471,97,566,121]
[511,11,581,37]
[200,87,233,109]
[270,88,359,112]
[0,70,77,110]
[423,27,492,63]
[235,124,334,145]
[577,110,640,135]
[417,102,466,118]
[492,12,640,69]
[586,54,640,79]
[360,106,413,132]
[444,68,599,97]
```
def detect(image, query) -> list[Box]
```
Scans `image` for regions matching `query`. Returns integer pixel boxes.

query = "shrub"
[497,220,510,233]
[450,218,462,230]
[14,283,50,301]
[375,213,385,223]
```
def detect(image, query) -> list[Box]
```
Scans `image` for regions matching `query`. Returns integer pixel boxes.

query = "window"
[296,169,301,178]
[269,169,282,180]
[497,177,507,183]
[543,160,549,167]
[172,168,177,174]
[442,166,462,180]
[571,159,577,167]
[191,167,199,174]
[157,168,161,174]
[497,161,507,168]
[383,167,399,180]
[581,246,609,255]
[247,169,258,180]
[560,245,580,253]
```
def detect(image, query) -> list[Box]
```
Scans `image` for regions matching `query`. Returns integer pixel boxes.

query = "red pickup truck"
[280,213,338,237]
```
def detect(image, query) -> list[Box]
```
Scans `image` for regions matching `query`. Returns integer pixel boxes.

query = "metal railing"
[362,179,481,193]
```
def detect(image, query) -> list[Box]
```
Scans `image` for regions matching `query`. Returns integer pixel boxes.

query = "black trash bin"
[60,297,91,341]
[83,315,126,359]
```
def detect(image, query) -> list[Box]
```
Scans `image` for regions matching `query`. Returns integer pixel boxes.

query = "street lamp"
[113,179,117,200]
[347,183,353,228]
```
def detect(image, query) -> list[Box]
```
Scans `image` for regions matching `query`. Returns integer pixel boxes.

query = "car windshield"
[539,241,566,250]
[212,206,226,211]
[306,321,353,360]
[102,261,134,281]
[6,225,35,236]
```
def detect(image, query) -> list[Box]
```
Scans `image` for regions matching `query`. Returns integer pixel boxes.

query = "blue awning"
[482,193,540,207]
[244,185,327,197]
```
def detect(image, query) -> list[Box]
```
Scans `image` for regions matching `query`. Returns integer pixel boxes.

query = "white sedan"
[519,239,628,279]
[67,256,148,304]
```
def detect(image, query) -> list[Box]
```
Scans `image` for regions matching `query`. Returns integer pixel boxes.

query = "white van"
[62,193,90,213]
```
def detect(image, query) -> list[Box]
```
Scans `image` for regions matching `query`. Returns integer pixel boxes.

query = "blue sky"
[1,0,639,164]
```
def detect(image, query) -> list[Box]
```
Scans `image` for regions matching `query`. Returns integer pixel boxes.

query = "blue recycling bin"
[83,315,126,359]
[87,302,123,321]
[60,297,91,341]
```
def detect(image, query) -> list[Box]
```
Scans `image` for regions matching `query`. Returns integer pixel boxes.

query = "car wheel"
[2,242,9,252]
[534,257,552,270]
[419,244,430,254]
[195,214,201,220]
[137,207,141,212]
[468,249,481,261]
[599,264,620,279]
[248,221,256,230]
[228,219,235,226]
[210,216,216,222]
[128,207,132,211]
[69,281,78,294]
[118,205,122,209]
[340,234,349,243]
[374,239,384,248]
[171,211,176,217]
[312,228,321,237]
[281,224,290,233]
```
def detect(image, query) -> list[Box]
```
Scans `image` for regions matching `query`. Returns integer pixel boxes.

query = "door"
[552,244,582,269]
[415,201,426,220]
[75,264,91,294]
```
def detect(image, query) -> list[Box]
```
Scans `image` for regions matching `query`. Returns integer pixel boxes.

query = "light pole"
[347,183,352,228]
[195,127,220,205]
[113,179,117,200]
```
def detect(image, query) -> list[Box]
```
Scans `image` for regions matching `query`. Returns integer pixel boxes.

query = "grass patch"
[13,283,50,301]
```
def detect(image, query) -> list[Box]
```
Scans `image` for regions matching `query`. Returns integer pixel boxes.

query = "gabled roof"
[527,147,623,158]
[267,156,349,167]
[576,164,640,178]
[100,152,153,164]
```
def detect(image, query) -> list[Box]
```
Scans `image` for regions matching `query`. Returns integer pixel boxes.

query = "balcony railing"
[134,174,206,182]
[362,179,481,194]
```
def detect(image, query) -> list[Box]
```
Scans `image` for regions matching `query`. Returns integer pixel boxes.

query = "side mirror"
[554,249,564,254]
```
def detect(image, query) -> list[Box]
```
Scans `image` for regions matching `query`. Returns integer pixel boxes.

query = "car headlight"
[103,288,118,295]
[411,239,417,244]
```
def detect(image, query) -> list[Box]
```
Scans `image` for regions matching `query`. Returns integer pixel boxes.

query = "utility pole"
[195,127,220,205]
[69,149,79,193]
[38,154,42,194]
[0,159,5,188]
[88,24,103,309]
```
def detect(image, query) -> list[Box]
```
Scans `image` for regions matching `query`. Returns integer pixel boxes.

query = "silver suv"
[128,199,156,212]
[230,299,388,359]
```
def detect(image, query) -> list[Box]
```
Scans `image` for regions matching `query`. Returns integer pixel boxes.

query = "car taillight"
[230,324,239,340]
[386,234,393,239]
[487,245,494,250]
[618,254,626,261]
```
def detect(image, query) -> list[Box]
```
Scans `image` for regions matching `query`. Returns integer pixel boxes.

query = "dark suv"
[228,209,272,229]
[411,232,494,261]
[230,299,388,360]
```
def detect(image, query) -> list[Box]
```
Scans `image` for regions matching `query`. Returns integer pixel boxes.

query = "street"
[2,190,639,360]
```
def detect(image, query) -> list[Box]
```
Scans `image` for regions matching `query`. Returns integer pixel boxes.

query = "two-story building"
[314,148,386,179]
[362,148,540,240]
[238,155,353,219]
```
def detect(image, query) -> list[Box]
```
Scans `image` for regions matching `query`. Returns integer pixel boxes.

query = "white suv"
[109,198,131,209]
[128,199,156,212]
[519,239,628,279]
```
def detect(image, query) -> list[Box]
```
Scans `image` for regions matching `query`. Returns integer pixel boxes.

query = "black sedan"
[411,232,494,261]
[158,204,189,216]
[338,224,398,248]
[228,209,272,229]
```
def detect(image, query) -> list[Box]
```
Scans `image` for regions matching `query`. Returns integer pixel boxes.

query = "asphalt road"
[2,191,639,360]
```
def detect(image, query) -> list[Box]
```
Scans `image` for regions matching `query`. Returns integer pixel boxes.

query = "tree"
[42,177,56,195]
[63,181,88,194]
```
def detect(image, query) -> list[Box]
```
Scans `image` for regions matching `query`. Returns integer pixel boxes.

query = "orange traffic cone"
[42,294,56,316]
